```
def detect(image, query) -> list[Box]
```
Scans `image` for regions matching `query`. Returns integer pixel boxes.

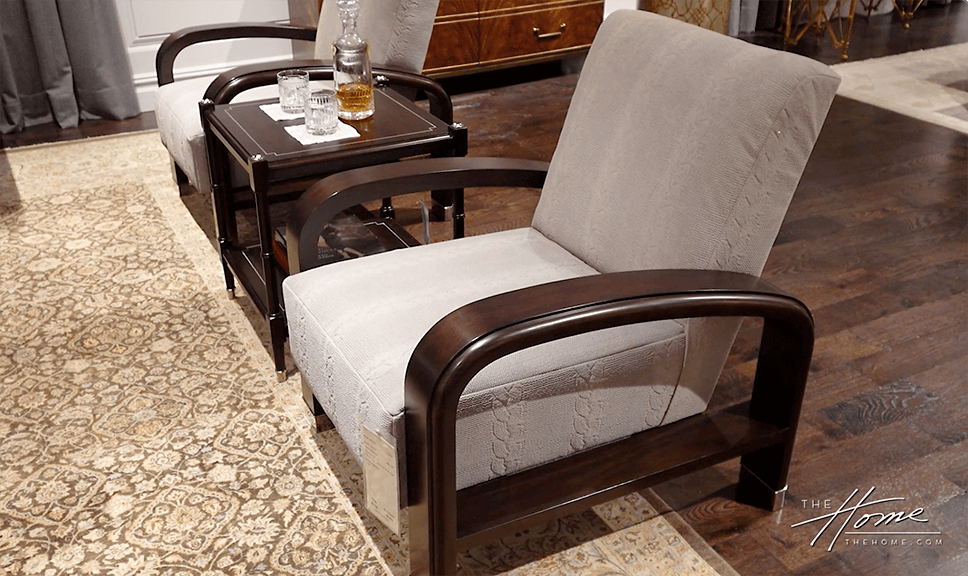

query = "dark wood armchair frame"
[156,23,318,87]
[287,158,815,576]
[155,23,460,217]
[155,23,454,127]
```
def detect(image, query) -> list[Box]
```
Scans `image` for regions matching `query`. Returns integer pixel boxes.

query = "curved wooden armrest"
[405,269,813,414]
[156,23,317,85]
[203,58,329,103]
[403,269,815,573]
[286,157,550,274]
[204,62,455,124]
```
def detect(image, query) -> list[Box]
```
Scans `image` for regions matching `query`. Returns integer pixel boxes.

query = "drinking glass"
[277,69,310,113]
[304,89,340,136]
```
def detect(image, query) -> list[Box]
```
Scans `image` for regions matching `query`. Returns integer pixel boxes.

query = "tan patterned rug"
[0,132,738,576]
[831,42,968,134]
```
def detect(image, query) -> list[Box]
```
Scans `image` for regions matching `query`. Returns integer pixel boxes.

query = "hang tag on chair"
[362,425,401,535]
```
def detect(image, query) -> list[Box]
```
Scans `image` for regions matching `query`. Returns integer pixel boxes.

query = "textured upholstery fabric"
[154,0,439,194]
[533,9,841,420]
[155,78,210,193]
[285,9,840,497]
[284,229,687,490]
[155,78,275,194]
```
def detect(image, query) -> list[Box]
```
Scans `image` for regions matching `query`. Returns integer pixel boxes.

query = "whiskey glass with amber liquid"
[333,0,374,120]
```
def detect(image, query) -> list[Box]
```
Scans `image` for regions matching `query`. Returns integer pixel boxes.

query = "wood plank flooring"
[664,94,968,576]
[741,0,968,64]
[3,4,966,574]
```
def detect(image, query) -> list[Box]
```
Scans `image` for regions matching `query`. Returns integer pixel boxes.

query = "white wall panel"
[114,0,306,112]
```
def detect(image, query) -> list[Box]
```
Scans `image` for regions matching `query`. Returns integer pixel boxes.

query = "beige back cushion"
[314,0,440,72]
[533,10,840,419]
[533,10,840,277]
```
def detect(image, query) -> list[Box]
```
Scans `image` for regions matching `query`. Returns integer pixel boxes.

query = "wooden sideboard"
[289,0,604,77]
[425,0,603,77]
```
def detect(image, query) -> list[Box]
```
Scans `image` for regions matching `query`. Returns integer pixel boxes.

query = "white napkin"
[285,122,361,145]
[260,103,304,121]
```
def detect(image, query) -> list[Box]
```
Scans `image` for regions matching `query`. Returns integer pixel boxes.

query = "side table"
[202,86,468,380]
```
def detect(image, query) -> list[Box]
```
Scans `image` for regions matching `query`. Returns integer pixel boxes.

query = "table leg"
[250,156,288,381]
[890,0,925,28]
[202,100,238,299]
[452,189,465,239]
[268,313,288,382]
[380,198,395,219]
[429,122,468,238]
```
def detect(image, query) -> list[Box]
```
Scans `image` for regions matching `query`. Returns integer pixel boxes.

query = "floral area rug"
[831,42,968,135]
[0,131,737,576]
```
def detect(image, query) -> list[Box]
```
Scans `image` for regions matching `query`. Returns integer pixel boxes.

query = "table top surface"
[206,87,453,167]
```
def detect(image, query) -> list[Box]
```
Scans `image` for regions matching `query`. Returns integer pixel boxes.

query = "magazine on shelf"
[273,208,408,274]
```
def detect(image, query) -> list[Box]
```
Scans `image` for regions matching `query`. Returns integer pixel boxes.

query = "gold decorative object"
[638,0,732,35]
[783,0,859,61]
[860,0,926,28]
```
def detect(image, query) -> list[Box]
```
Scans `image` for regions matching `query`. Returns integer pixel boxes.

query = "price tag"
[361,426,401,534]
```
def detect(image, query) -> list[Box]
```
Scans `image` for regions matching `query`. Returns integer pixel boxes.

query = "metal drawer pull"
[533,23,566,40]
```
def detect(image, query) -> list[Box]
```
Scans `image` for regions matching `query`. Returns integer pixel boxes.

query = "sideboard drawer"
[290,0,602,77]
[424,13,480,70]
[479,0,603,64]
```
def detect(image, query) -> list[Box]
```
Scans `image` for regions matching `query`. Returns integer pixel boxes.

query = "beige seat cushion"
[155,78,277,194]
[284,8,841,499]
[283,228,687,490]
[155,0,439,195]
[155,76,216,194]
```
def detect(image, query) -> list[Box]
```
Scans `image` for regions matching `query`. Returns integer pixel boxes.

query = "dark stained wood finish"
[402,270,815,575]
[424,0,481,71]
[286,157,547,273]
[154,22,317,86]
[0,113,157,149]
[203,84,464,376]
[208,90,451,172]
[425,0,604,77]
[4,4,965,575]
[820,380,940,436]
[477,0,602,63]
[453,404,786,546]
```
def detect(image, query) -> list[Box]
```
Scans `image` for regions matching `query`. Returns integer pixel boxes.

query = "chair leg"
[736,443,789,511]
[736,315,813,511]
[408,500,458,576]
[301,381,332,432]
[170,158,192,196]
[406,405,460,576]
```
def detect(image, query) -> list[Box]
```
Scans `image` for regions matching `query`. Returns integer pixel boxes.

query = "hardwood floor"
[742,0,968,64]
[437,9,968,572]
[659,96,967,576]
[0,112,157,150]
[3,4,965,575]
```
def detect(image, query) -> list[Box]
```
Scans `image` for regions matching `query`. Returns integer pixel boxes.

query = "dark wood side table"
[202,87,467,380]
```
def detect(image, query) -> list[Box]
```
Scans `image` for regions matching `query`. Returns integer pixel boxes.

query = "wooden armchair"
[282,10,841,575]
[153,0,441,195]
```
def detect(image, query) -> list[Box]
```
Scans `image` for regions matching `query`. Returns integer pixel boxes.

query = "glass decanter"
[332,0,374,120]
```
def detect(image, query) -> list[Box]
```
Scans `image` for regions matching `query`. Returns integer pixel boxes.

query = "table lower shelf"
[222,206,421,319]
